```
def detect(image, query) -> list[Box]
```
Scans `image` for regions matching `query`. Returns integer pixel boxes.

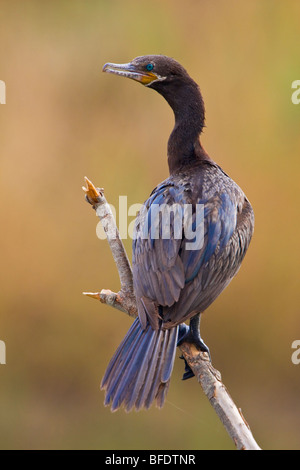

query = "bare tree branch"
[82,176,261,451]
[82,177,136,317]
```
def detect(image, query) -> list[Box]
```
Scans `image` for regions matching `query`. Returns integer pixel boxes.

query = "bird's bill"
[102,62,161,86]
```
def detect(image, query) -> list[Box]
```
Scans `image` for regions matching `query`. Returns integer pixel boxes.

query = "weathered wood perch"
[82,176,261,451]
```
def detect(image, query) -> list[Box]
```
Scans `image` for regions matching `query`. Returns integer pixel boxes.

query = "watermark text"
[291,340,300,365]
[0,80,6,104]
[96,196,204,251]
[0,340,6,364]
[291,80,300,105]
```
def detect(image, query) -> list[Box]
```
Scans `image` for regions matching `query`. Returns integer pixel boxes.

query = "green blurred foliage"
[0,0,299,450]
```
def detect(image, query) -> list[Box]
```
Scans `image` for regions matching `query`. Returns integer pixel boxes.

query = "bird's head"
[102,55,192,91]
[102,55,206,163]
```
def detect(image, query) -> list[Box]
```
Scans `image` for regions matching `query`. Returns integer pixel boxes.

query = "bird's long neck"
[162,81,206,174]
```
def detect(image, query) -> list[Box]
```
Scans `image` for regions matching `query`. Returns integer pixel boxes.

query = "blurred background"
[0,0,299,450]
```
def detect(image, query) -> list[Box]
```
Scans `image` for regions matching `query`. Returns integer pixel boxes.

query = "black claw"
[177,315,211,361]
[177,316,211,380]
[179,354,195,380]
[182,359,195,380]
[182,370,195,380]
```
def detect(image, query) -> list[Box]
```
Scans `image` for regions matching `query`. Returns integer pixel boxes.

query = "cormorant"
[100,55,254,411]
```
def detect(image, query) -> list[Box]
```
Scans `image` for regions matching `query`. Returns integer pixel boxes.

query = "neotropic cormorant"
[101,55,254,411]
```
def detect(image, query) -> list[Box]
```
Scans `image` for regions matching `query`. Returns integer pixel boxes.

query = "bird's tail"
[101,318,179,412]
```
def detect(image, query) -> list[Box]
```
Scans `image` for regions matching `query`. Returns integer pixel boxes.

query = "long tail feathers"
[101,318,179,412]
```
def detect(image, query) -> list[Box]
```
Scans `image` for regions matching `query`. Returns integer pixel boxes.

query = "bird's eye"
[146,63,154,71]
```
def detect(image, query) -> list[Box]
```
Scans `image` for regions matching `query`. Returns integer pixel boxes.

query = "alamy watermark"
[0,80,6,104]
[0,340,6,365]
[96,196,204,251]
[291,80,300,105]
[291,340,300,365]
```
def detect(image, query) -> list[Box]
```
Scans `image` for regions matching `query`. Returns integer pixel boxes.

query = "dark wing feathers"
[132,177,253,329]
[133,184,185,310]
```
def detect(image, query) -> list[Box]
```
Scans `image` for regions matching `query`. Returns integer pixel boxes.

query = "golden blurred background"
[0,0,299,450]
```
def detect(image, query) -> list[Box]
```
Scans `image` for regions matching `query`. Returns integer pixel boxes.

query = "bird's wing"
[166,195,254,325]
[132,181,249,329]
[132,182,185,328]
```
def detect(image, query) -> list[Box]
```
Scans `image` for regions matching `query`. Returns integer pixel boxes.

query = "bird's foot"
[177,323,210,355]
[177,324,194,379]
[179,355,195,380]
[177,322,211,380]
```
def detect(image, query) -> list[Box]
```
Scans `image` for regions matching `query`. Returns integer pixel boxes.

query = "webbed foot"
[177,315,211,380]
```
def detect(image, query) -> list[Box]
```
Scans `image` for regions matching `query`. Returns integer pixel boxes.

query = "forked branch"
[82,176,261,451]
